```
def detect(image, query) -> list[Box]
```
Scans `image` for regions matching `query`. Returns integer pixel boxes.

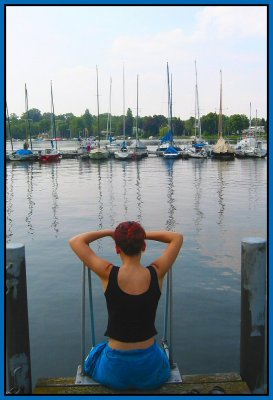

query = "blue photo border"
[2,0,270,399]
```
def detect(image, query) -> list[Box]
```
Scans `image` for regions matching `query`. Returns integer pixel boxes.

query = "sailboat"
[6,103,14,160]
[211,70,235,160]
[163,63,181,159]
[235,105,266,158]
[187,61,207,159]
[105,77,120,156]
[128,75,148,159]
[89,66,109,160]
[38,81,62,162]
[114,65,132,160]
[9,85,38,161]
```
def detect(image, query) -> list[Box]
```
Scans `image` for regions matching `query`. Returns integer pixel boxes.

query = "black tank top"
[104,265,161,342]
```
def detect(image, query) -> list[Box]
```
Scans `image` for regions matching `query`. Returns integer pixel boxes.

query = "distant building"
[242,126,265,135]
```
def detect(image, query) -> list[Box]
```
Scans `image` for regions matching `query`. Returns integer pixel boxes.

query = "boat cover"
[164,146,179,154]
[213,137,234,154]
[16,149,33,155]
[193,142,206,148]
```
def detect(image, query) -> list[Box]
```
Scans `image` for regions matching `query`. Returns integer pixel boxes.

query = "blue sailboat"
[163,63,181,159]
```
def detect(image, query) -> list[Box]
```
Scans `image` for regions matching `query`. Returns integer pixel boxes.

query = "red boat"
[38,148,62,162]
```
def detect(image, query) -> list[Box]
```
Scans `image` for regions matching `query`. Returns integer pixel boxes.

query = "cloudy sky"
[6,5,267,121]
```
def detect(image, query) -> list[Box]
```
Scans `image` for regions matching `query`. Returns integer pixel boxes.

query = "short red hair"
[114,221,146,256]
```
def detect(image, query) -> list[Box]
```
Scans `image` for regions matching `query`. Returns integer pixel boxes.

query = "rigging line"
[169,267,174,367]
[163,271,170,343]
[88,268,96,347]
[6,103,13,152]
[81,263,86,375]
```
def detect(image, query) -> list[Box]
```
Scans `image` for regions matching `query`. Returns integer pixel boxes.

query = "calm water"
[6,143,267,388]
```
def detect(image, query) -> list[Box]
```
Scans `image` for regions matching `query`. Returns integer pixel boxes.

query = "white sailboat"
[90,66,109,160]
[187,61,207,159]
[115,65,132,160]
[211,70,235,160]
[235,105,266,158]
[38,81,62,162]
[129,75,148,159]
[105,77,120,156]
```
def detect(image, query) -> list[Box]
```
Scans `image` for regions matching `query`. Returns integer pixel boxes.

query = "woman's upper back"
[104,265,161,342]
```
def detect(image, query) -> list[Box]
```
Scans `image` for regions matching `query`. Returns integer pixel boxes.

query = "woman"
[69,221,183,390]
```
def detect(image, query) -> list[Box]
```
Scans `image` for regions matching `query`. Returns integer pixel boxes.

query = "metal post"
[162,271,170,344]
[240,237,267,393]
[87,269,96,347]
[168,268,174,367]
[81,263,86,375]
[6,243,32,394]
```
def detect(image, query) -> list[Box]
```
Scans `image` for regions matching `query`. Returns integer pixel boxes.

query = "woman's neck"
[119,252,143,268]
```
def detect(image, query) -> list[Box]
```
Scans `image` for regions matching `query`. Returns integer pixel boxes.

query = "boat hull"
[114,151,132,160]
[89,149,109,160]
[211,151,235,160]
[39,154,62,162]
[9,153,38,161]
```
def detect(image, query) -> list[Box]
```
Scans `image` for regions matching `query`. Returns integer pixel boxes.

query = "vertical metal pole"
[163,271,170,343]
[6,243,32,394]
[87,269,96,347]
[81,263,86,375]
[240,237,267,393]
[168,268,174,367]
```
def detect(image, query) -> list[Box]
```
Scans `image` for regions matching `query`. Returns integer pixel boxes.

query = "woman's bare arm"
[69,229,115,280]
[145,231,183,278]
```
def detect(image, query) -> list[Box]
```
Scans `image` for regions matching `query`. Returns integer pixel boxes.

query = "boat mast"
[6,102,13,151]
[50,80,57,149]
[123,64,125,141]
[218,70,223,139]
[106,76,112,140]
[249,102,252,135]
[195,60,201,141]
[25,84,33,150]
[255,109,257,137]
[96,65,100,148]
[167,62,173,145]
[136,74,139,141]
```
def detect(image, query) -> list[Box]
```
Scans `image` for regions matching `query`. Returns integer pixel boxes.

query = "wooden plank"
[34,373,251,395]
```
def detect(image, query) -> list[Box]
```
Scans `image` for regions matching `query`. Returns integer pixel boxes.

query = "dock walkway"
[34,372,250,394]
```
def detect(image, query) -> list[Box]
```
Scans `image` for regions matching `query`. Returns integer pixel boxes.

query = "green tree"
[125,108,134,136]
[228,114,249,134]
[82,109,94,136]
[70,117,85,138]
[21,108,42,123]
[200,113,218,135]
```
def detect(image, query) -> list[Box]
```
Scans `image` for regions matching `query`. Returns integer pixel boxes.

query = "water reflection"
[216,162,226,226]
[136,161,143,222]
[6,164,15,241]
[50,164,59,237]
[192,161,204,232]
[108,160,115,227]
[164,159,176,231]
[26,163,35,237]
[122,163,128,220]
[97,163,103,251]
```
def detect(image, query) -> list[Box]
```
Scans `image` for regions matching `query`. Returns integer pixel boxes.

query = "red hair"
[114,221,146,256]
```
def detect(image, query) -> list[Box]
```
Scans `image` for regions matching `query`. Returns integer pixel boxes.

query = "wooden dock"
[33,372,250,394]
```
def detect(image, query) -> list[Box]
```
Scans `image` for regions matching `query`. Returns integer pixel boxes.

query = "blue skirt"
[84,340,170,390]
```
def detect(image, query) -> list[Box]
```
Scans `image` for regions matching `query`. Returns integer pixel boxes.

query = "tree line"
[6,107,267,141]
